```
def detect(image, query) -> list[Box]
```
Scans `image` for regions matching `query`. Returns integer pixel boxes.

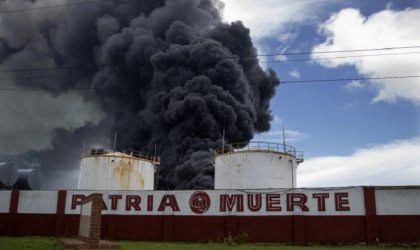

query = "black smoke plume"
[0,0,278,189]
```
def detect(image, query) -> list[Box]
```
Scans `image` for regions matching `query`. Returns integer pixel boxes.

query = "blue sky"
[224,0,420,187]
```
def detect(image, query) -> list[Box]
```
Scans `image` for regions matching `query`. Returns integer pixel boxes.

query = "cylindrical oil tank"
[0,162,18,188]
[77,150,159,190]
[14,169,43,190]
[215,142,304,189]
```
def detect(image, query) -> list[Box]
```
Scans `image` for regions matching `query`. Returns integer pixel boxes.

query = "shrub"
[223,232,248,246]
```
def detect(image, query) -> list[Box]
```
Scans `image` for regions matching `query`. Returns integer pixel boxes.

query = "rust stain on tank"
[113,158,145,190]
[113,160,128,190]
[139,174,145,189]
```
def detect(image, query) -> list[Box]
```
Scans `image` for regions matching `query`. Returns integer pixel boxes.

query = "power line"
[1,50,419,74]
[279,75,420,84]
[250,45,420,58]
[0,75,418,91]
[260,51,420,64]
[0,75,84,81]
[0,0,110,14]
[0,87,106,91]
[0,62,149,73]
[0,64,104,73]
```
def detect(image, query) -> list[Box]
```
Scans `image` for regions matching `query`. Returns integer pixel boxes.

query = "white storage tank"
[14,169,43,190]
[77,149,159,190]
[0,162,18,188]
[215,142,304,189]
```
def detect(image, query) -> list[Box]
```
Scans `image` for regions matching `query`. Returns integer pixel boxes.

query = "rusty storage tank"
[14,169,43,190]
[214,142,304,189]
[77,149,160,190]
[0,162,18,189]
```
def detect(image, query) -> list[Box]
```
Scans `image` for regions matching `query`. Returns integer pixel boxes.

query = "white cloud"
[288,69,301,79]
[344,99,360,108]
[312,8,420,104]
[344,80,363,91]
[222,0,328,40]
[255,115,308,143]
[298,137,420,187]
[284,130,308,142]
[272,114,283,124]
[0,91,105,155]
[277,32,298,43]
[255,129,308,143]
[273,47,289,62]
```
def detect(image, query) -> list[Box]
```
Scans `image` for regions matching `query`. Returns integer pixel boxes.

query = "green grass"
[120,241,419,250]
[0,237,64,250]
[0,237,418,250]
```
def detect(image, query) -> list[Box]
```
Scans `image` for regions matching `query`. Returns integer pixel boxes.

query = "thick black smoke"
[0,0,278,189]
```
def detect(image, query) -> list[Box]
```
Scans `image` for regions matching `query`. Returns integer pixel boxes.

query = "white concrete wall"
[375,187,420,215]
[18,191,57,214]
[3,187,419,217]
[0,191,11,213]
[215,151,297,189]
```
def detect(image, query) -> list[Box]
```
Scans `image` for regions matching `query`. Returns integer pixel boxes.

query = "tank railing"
[295,151,305,162]
[216,141,304,160]
[81,148,160,164]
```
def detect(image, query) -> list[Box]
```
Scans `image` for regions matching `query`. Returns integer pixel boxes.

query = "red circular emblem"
[189,191,211,214]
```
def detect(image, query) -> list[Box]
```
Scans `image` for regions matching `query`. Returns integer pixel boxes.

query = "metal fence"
[81,148,160,164]
[216,141,304,162]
